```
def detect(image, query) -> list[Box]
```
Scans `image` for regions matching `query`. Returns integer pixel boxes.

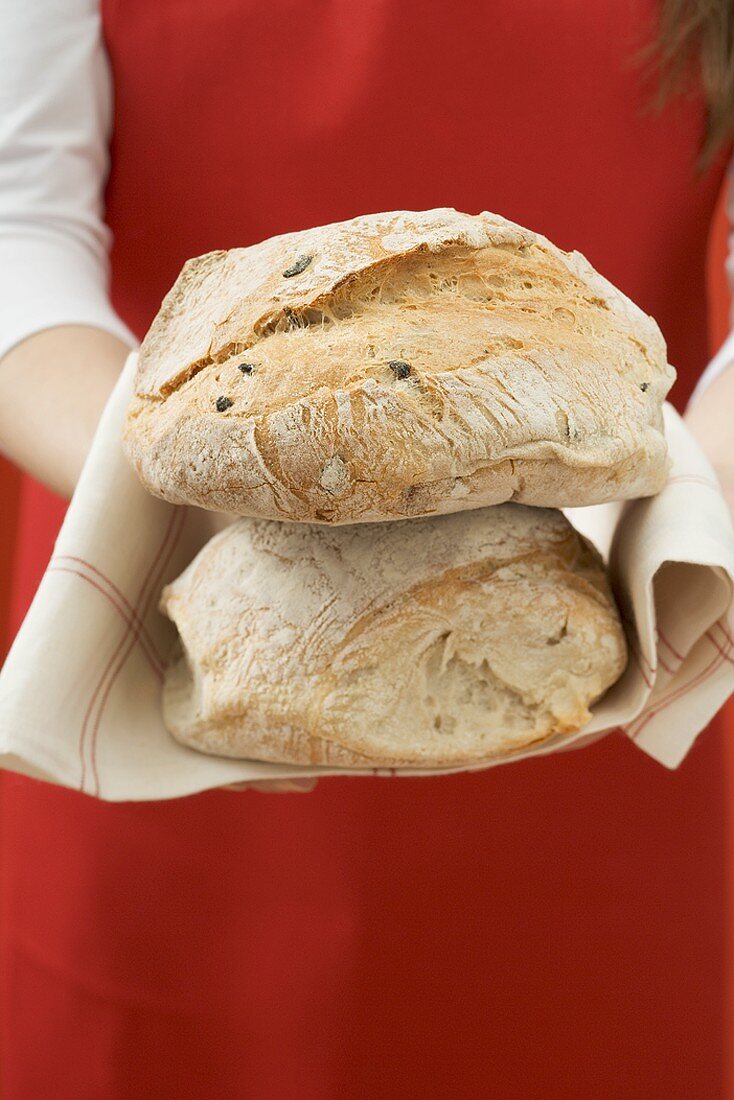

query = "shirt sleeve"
[689,152,734,404]
[0,0,136,363]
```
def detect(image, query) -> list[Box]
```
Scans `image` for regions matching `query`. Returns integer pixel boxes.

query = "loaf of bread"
[124,208,675,525]
[160,505,628,768]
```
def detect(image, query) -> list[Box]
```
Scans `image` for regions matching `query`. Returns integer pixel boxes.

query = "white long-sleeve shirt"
[0,0,732,398]
[0,1,134,358]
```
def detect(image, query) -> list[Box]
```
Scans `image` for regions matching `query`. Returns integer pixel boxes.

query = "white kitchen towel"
[0,353,733,800]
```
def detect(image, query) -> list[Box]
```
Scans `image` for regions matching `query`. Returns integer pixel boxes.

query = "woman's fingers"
[224,778,318,793]
[252,779,318,793]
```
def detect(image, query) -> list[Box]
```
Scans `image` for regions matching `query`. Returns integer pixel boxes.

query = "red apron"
[1,2,732,1096]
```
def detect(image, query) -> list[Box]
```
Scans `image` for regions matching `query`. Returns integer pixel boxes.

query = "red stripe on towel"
[627,628,734,741]
[47,564,164,677]
[87,510,185,797]
[53,555,166,666]
[76,508,182,794]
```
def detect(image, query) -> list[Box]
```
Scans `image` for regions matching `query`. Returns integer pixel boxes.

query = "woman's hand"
[685,361,734,521]
[226,779,318,793]
[0,325,132,498]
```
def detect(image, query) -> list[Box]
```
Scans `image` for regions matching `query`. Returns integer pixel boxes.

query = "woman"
[1,2,733,1097]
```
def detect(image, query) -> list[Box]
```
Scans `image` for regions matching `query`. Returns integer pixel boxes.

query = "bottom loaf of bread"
[160,504,628,768]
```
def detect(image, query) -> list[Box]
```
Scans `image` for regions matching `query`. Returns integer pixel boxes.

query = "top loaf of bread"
[123,208,675,524]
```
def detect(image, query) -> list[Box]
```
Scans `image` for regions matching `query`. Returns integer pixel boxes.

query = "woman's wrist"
[685,359,734,510]
[0,325,134,499]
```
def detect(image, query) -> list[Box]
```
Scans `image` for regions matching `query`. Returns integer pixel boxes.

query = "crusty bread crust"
[124,208,675,524]
[161,505,628,767]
